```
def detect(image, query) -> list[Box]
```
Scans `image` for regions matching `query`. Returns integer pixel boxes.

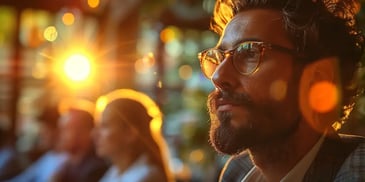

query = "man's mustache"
[208,90,254,112]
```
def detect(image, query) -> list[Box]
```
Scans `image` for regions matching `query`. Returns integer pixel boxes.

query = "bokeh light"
[160,26,177,43]
[309,81,339,113]
[165,40,183,58]
[43,26,58,42]
[63,54,91,81]
[179,65,193,80]
[87,0,100,8]
[135,53,155,74]
[62,12,75,26]
[189,149,204,163]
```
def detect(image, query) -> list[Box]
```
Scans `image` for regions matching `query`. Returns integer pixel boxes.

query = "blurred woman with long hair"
[93,89,174,182]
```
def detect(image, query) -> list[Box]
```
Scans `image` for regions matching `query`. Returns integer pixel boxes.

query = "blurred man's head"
[37,106,60,151]
[57,108,94,155]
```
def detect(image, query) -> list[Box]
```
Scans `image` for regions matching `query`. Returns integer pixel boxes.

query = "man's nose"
[211,57,237,91]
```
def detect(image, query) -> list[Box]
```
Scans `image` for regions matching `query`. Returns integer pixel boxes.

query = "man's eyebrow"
[217,38,263,50]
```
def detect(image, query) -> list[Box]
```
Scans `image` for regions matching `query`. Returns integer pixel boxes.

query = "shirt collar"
[281,131,326,182]
[242,131,327,182]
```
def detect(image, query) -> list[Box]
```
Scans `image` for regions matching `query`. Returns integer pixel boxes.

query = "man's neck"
[247,120,322,182]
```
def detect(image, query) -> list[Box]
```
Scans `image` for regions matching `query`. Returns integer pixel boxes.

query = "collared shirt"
[242,133,326,182]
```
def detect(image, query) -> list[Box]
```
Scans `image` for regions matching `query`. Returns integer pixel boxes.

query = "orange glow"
[87,0,100,8]
[95,89,163,140]
[62,12,75,26]
[51,44,98,90]
[160,27,176,43]
[309,81,338,113]
[59,98,95,117]
[95,96,108,119]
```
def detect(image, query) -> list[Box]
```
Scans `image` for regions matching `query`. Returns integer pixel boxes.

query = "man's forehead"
[219,9,286,47]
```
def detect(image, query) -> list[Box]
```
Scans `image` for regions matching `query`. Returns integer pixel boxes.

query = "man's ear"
[299,57,341,132]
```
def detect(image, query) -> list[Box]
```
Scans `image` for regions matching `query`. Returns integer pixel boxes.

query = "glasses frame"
[198,41,297,79]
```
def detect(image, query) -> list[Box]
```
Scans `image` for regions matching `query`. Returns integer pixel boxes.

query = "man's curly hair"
[211,0,365,124]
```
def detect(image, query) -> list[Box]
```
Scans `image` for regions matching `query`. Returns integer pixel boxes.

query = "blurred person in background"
[93,89,174,182]
[51,104,109,182]
[198,0,365,181]
[0,126,25,181]
[7,106,68,182]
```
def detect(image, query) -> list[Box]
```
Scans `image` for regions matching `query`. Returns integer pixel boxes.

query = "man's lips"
[208,90,253,114]
[216,99,239,112]
[217,104,234,112]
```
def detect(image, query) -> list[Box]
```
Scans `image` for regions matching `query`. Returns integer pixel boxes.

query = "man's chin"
[209,120,253,155]
[210,139,248,156]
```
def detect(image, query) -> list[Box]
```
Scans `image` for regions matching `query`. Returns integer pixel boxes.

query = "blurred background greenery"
[0,0,364,181]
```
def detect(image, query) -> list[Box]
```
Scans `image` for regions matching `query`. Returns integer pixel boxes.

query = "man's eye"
[245,49,257,58]
[236,48,257,60]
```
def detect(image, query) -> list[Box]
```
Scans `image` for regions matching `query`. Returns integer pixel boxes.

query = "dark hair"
[67,108,95,129]
[37,106,60,128]
[212,0,364,119]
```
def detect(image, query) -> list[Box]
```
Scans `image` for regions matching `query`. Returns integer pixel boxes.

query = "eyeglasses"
[198,41,297,79]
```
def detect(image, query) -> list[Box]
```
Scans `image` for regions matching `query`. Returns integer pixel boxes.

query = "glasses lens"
[200,49,222,78]
[232,42,261,75]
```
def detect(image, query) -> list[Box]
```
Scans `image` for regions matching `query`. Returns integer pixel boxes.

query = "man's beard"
[208,90,256,155]
[209,111,258,155]
[208,90,299,155]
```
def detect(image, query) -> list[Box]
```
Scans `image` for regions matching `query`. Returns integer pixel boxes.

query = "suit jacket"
[219,133,365,182]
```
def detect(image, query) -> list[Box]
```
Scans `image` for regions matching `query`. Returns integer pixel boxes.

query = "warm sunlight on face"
[309,81,339,113]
